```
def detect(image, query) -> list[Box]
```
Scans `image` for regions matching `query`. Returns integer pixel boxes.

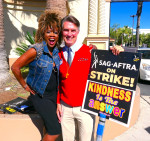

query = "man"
[57,15,124,141]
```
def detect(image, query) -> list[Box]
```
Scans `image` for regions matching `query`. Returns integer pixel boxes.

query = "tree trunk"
[0,0,10,86]
[136,2,143,48]
[46,0,68,19]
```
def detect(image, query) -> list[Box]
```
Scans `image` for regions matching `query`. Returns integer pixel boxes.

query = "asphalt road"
[123,47,150,103]
[138,80,150,104]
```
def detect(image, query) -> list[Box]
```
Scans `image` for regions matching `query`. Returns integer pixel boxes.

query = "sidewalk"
[111,96,150,141]
[1,74,150,141]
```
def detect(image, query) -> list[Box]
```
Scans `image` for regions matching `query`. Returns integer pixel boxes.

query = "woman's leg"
[42,133,60,141]
[29,95,61,140]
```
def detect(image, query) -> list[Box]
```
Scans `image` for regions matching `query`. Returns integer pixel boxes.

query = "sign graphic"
[81,50,141,126]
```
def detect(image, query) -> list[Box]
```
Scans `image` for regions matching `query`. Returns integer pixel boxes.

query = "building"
[3,0,112,67]
[133,28,150,35]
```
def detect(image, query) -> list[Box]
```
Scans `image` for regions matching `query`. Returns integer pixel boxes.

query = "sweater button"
[45,80,47,82]
[48,70,50,72]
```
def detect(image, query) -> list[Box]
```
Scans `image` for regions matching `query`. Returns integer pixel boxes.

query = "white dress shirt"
[62,41,83,62]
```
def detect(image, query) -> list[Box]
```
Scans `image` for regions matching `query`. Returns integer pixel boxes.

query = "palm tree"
[46,0,67,19]
[139,33,145,47]
[0,0,10,86]
[123,26,132,46]
[136,2,143,48]
[110,24,119,44]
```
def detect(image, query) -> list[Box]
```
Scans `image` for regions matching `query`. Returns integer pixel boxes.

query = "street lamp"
[130,15,137,47]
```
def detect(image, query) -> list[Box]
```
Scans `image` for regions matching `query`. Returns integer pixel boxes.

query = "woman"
[11,10,61,141]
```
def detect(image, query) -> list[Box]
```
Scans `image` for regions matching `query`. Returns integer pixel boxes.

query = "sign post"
[96,113,106,141]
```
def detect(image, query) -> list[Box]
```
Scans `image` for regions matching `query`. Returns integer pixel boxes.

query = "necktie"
[67,47,72,66]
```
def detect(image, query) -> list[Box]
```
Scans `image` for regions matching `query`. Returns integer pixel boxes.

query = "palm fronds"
[14,30,36,56]
[15,42,29,56]
[25,31,35,45]
[14,30,36,73]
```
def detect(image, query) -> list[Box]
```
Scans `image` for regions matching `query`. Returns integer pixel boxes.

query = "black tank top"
[43,67,58,102]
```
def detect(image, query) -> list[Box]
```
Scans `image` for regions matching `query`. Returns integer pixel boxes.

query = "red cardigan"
[57,44,91,107]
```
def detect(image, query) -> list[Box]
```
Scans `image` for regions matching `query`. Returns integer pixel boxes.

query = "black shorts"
[29,94,61,135]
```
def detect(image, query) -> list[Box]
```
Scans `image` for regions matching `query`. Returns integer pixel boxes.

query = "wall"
[3,0,45,67]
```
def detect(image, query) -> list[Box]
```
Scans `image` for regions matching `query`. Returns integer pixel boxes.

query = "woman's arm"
[11,48,37,94]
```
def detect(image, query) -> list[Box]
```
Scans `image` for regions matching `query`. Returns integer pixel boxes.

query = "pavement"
[111,84,150,141]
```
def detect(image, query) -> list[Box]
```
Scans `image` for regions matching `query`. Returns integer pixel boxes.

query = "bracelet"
[24,84,28,89]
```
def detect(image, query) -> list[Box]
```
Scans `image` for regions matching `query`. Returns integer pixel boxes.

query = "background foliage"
[110,24,150,47]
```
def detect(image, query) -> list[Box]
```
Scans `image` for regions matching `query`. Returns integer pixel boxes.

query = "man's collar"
[64,41,83,53]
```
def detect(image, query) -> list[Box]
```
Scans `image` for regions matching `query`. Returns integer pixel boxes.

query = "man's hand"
[57,104,62,123]
[110,45,124,55]
[89,44,97,50]
[89,44,97,53]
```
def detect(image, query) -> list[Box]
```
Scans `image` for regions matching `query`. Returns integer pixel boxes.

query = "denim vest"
[26,41,60,97]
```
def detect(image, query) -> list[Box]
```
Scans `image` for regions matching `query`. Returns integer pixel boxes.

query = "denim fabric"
[26,41,60,96]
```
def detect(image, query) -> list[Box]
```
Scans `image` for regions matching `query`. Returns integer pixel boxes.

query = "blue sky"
[110,2,150,29]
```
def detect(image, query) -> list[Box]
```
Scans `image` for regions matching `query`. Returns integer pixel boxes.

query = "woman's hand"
[24,84,36,95]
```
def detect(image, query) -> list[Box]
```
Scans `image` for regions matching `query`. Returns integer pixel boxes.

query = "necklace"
[60,49,70,78]
[66,61,70,78]
[66,72,69,78]
[65,57,70,78]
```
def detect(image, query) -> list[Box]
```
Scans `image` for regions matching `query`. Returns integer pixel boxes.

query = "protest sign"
[81,50,141,127]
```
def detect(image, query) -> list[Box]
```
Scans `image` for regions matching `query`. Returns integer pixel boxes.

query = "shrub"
[15,31,36,56]
[14,31,36,73]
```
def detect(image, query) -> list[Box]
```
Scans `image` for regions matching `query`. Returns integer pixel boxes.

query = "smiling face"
[44,23,59,50]
[62,21,79,47]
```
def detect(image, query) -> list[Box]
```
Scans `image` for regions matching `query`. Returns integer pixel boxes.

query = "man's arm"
[57,103,62,123]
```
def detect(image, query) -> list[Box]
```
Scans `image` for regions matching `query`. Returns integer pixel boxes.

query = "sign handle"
[96,113,106,141]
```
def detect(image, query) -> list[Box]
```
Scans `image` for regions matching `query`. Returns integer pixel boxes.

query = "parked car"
[137,48,150,81]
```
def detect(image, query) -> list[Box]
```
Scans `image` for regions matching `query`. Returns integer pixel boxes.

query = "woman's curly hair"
[35,10,61,43]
